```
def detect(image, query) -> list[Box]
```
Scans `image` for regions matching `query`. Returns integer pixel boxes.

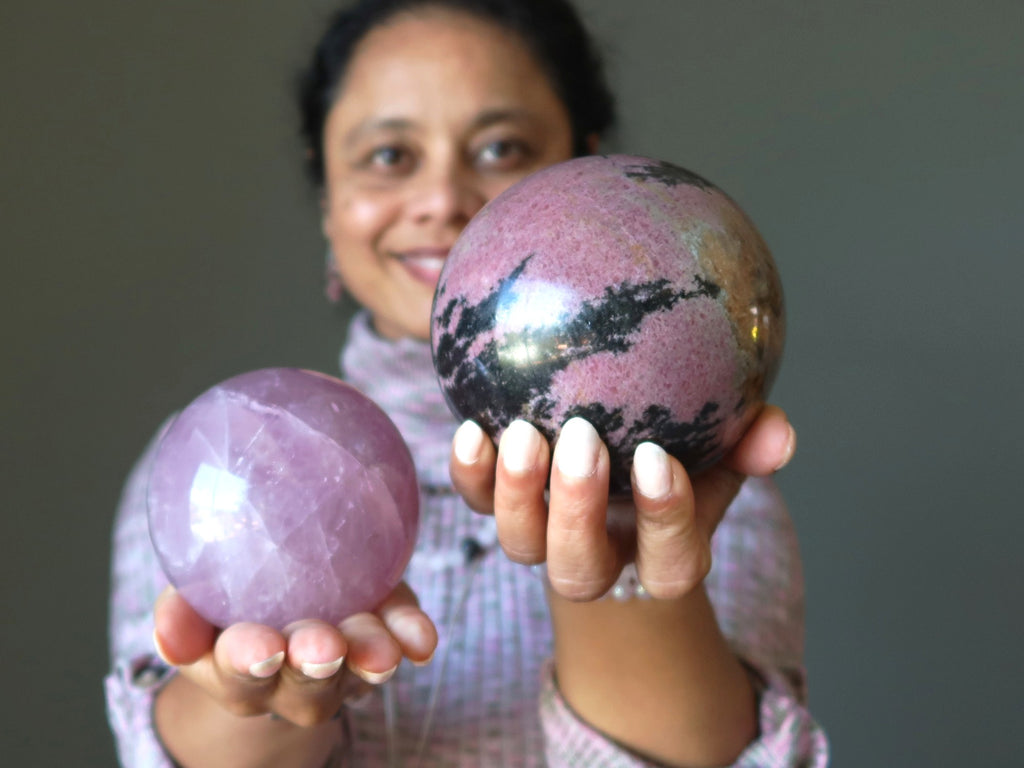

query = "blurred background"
[2,0,1021,764]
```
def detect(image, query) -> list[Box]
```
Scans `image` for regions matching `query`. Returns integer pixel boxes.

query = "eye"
[475,138,531,170]
[363,144,415,174]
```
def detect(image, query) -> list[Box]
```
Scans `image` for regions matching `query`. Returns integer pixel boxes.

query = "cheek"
[324,190,397,248]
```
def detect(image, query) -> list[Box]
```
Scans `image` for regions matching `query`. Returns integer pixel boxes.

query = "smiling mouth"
[396,251,448,286]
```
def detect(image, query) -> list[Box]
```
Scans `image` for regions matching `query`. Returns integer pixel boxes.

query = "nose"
[408,161,485,228]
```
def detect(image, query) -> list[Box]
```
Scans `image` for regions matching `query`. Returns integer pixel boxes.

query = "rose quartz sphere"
[431,155,784,492]
[147,368,419,629]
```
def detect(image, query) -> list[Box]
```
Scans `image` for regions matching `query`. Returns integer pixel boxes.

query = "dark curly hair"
[297,0,617,187]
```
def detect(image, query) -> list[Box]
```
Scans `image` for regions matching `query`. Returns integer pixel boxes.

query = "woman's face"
[321,8,576,340]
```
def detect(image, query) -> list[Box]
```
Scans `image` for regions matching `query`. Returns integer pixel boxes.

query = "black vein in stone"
[622,159,716,191]
[433,253,726,490]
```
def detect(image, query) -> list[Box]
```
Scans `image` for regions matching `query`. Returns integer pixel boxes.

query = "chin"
[370,307,433,342]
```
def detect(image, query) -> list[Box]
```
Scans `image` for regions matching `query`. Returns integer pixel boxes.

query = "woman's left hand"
[449,405,795,601]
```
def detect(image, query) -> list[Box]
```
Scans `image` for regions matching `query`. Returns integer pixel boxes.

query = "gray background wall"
[2,1,1021,764]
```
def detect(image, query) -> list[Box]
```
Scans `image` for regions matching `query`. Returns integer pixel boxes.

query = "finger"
[450,420,498,514]
[493,419,551,564]
[690,463,746,537]
[684,405,794,539]
[206,623,287,716]
[268,620,348,726]
[153,586,217,666]
[546,418,620,601]
[632,442,711,599]
[337,612,402,685]
[722,404,796,476]
[215,623,287,679]
[282,620,347,681]
[376,582,438,665]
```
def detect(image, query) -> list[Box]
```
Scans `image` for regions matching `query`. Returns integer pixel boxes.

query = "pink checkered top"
[106,312,828,766]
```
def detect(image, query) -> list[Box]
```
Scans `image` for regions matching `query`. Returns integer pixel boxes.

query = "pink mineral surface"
[147,368,419,629]
[431,155,784,492]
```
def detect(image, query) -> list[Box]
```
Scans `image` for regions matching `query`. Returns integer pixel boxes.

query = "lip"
[394,247,451,286]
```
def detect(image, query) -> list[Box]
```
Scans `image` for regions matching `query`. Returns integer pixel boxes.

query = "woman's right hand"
[152,581,437,727]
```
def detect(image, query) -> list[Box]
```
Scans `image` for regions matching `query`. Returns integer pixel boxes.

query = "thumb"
[153,586,217,666]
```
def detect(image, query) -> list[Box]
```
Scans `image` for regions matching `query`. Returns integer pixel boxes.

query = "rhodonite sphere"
[147,368,419,629]
[431,154,784,493]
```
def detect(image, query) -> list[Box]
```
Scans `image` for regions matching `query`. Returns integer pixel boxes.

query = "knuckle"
[495,487,545,520]
[494,498,537,524]
[547,571,613,602]
[640,547,712,599]
[633,485,676,516]
[497,529,545,564]
[636,508,700,553]
[501,544,545,565]
[643,580,690,600]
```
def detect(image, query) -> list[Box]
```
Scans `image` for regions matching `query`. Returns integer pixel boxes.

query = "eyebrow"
[471,108,537,131]
[344,108,538,148]
[343,118,415,148]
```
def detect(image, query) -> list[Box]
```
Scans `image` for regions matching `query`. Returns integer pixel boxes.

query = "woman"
[106,1,828,765]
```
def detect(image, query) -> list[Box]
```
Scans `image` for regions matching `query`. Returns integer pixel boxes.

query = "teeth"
[406,256,445,271]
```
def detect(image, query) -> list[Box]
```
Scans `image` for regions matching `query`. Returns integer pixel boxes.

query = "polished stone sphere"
[147,368,419,629]
[431,154,784,493]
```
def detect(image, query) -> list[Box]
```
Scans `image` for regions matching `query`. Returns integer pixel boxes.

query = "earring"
[324,247,344,303]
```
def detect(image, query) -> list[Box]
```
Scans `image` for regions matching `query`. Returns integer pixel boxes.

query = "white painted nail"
[152,630,172,666]
[412,650,436,668]
[633,442,672,499]
[501,420,542,473]
[301,656,345,680]
[349,662,397,685]
[249,651,285,679]
[453,420,486,465]
[775,424,797,471]
[555,417,600,479]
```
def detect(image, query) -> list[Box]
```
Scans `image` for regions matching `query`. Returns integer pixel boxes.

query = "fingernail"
[454,420,486,465]
[301,656,345,680]
[348,662,397,685]
[249,651,285,679]
[412,650,435,667]
[501,419,542,474]
[775,424,797,471]
[390,613,429,648]
[152,630,172,666]
[555,417,600,478]
[389,614,435,666]
[633,442,672,499]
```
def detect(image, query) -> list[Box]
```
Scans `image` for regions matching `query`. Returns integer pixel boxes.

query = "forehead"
[332,8,560,123]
